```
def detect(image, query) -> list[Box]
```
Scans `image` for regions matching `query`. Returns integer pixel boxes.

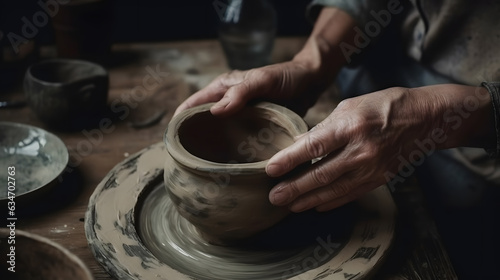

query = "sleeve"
[306,0,392,25]
[481,81,500,157]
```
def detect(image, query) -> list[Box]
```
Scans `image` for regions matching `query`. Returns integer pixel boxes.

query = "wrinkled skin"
[175,6,494,212]
[177,69,493,212]
[267,87,441,212]
[175,61,323,118]
[263,84,492,212]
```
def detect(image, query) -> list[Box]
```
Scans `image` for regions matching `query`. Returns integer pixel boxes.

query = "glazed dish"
[0,121,68,205]
[85,142,396,280]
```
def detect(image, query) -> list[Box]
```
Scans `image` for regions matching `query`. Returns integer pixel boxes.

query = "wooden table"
[0,38,457,279]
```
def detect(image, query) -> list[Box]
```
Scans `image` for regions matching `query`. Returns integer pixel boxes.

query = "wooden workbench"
[0,38,457,279]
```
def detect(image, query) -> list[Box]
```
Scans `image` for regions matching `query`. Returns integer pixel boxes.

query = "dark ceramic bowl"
[0,228,93,280]
[24,59,108,129]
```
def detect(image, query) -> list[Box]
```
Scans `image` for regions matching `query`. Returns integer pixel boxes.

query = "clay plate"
[85,142,396,279]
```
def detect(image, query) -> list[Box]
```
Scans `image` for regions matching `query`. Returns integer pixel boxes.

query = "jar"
[216,0,277,70]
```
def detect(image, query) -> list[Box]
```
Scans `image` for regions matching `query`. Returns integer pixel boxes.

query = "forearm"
[291,8,496,151]
[292,7,357,88]
[407,84,496,151]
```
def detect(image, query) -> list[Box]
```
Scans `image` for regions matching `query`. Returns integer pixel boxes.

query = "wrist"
[411,84,495,150]
[291,7,357,87]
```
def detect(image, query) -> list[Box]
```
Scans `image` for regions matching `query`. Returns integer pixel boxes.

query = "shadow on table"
[375,175,458,279]
[1,167,84,219]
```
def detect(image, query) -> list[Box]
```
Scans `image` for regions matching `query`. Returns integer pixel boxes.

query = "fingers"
[266,117,344,178]
[209,80,257,116]
[173,79,227,116]
[267,113,382,212]
[314,181,375,212]
[286,179,356,212]
[174,68,275,117]
[271,165,378,213]
[266,118,349,209]
[174,70,246,116]
[268,150,355,209]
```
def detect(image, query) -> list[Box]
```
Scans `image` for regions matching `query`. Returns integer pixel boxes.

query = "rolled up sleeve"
[482,81,500,157]
[307,0,392,25]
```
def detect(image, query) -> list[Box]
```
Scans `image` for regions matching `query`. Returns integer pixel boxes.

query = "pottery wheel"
[85,142,396,280]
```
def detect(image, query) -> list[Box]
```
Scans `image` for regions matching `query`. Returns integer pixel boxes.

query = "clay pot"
[164,102,308,245]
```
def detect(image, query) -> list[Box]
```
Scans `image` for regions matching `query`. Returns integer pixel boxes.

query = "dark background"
[0,0,313,46]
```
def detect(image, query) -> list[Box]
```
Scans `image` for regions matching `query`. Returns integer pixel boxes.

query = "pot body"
[164,153,290,245]
[164,102,308,245]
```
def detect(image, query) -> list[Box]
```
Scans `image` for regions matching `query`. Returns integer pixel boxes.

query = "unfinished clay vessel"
[164,102,308,245]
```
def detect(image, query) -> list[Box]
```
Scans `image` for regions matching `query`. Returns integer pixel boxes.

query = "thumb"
[210,78,268,117]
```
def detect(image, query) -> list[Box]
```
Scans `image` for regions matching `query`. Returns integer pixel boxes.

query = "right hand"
[265,84,495,212]
[174,61,324,117]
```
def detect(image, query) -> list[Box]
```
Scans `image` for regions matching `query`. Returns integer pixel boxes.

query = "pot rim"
[164,102,308,174]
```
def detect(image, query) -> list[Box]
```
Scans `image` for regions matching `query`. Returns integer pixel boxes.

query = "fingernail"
[211,99,230,111]
[211,103,223,110]
[293,133,306,141]
[266,163,284,177]
[271,188,291,205]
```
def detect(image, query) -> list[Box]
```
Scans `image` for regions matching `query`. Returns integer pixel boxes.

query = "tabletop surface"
[0,37,457,279]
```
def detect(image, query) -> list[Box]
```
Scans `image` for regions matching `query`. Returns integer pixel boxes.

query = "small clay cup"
[24,59,108,129]
[164,102,309,245]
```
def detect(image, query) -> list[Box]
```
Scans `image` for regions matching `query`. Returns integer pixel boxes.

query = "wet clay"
[85,141,397,279]
[178,109,294,163]
[164,102,309,245]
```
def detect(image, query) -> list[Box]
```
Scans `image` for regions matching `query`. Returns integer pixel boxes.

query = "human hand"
[174,7,358,117]
[266,84,494,212]
[174,61,324,117]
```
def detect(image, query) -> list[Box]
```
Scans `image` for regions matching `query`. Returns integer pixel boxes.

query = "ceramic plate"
[85,142,397,280]
[0,121,68,204]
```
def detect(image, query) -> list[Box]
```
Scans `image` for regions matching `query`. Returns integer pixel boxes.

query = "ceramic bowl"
[0,228,93,280]
[164,102,309,245]
[0,122,69,207]
[24,59,108,129]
